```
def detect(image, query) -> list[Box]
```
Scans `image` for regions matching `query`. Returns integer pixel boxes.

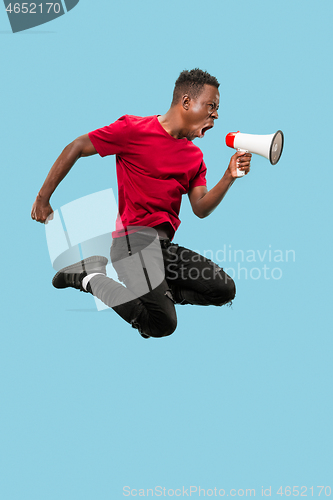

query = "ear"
[182,94,191,111]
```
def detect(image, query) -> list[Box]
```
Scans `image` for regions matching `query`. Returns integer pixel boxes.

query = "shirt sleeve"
[88,115,130,157]
[189,160,207,189]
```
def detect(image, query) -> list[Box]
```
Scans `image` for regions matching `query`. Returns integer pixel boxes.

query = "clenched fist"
[228,150,252,178]
[31,194,54,224]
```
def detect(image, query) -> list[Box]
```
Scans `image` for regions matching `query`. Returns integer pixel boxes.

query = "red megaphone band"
[225,131,240,148]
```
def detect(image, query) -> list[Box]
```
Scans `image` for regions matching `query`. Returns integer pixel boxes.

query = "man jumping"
[31,69,252,339]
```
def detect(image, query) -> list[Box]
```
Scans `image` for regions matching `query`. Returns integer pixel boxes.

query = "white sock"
[82,273,104,291]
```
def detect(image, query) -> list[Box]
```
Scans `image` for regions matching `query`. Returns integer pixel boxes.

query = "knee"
[225,278,236,302]
[150,314,178,338]
[211,275,236,306]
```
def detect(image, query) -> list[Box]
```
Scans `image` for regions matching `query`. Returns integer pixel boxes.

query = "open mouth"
[200,124,213,138]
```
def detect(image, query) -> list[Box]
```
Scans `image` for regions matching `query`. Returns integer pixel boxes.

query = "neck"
[158,108,187,139]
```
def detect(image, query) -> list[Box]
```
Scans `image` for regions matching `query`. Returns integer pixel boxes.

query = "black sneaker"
[52,256,108,292]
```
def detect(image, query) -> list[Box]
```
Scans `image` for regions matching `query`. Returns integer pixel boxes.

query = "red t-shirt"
[88,115,207,239]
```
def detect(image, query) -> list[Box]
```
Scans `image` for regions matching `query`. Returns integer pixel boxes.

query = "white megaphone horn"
[225,130,284,177]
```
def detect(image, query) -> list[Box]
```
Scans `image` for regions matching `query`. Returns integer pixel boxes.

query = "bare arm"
[188,150,252,219]
[31,134,97,223]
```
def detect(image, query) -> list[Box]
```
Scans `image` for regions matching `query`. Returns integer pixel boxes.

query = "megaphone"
[225,130,284,177]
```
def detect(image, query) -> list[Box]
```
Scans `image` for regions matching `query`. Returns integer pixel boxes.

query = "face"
[182,84,220,141]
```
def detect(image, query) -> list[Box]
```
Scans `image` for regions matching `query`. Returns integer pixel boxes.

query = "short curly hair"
[171,68,220,106]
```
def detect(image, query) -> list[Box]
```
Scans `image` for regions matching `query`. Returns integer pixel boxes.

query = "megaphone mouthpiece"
[225,131,240,149]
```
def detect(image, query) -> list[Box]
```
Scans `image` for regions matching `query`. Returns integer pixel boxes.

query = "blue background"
[1,0,332,498]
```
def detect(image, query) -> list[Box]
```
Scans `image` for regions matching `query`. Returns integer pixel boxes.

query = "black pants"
[89,229,236,338]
